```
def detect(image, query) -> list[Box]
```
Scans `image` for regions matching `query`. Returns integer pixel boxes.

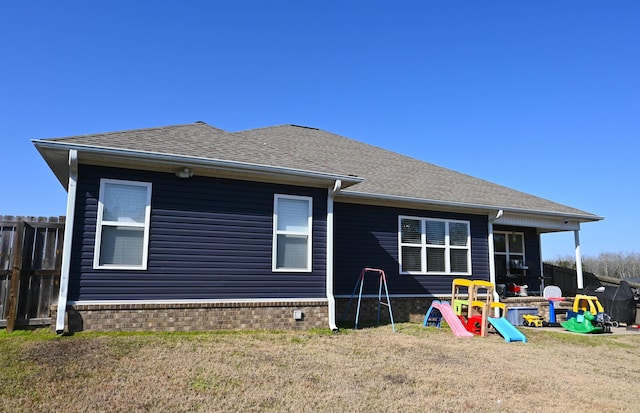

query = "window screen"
[94,179,151,270]
[273,195,312,271]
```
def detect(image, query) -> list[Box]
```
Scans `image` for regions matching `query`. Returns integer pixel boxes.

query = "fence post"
[6,220,25,333]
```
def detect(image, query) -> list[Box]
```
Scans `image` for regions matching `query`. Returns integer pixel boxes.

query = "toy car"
[522,314,543,327]
[563,294,612,333]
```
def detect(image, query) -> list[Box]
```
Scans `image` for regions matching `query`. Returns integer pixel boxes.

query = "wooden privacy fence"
[543,263,601,297]
[0,216,65,332]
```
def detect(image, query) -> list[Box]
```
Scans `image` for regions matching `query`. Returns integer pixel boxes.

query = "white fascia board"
[337,190,603,223]
[494,212,582,231]
[32,140,364,187]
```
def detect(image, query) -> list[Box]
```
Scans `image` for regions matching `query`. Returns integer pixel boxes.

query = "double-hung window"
[273,194,312,272]
[94,179,152,270]
[399,216,471,274]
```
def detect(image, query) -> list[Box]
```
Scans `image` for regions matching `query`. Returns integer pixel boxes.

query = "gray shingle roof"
[36,122,600,220]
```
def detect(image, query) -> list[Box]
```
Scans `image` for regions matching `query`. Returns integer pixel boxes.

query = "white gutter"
[326,179,342,331]
[55,149,78,334]
[337,190,603,222]
[32,140,364,187]
[488,210,503,303]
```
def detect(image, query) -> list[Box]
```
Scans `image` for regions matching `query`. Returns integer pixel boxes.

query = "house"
[33,122,602,332]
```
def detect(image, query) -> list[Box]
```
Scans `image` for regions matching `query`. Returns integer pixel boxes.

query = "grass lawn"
[1,323,639,412]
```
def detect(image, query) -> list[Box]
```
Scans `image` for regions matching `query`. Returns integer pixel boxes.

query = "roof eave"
[33,140,364,189]
[337,190,603,223]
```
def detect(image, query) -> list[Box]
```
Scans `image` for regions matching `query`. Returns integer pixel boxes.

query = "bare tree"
[547,252,640,278]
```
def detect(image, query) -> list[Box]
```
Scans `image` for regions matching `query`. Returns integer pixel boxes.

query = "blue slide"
[488,317,527,343]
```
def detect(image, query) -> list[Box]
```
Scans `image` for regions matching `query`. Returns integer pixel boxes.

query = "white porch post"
[574,230,584,290]
[488,210,502,303]
[487,221,498,301]
[538,230,545,293]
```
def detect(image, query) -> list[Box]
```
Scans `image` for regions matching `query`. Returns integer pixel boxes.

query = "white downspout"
[55,149,78,334]
[326,179,341,331]
[488,210,503,303]
[574,229,584,290]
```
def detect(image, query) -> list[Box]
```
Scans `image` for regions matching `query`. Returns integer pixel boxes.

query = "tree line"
[546,252,640,279]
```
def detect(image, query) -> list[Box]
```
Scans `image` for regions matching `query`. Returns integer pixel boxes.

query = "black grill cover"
[595,281,637,325]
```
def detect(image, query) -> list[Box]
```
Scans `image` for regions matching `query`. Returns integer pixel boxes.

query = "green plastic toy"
[561,311,603,334]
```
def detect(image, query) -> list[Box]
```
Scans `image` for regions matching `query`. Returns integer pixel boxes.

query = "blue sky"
[1,1,638,260]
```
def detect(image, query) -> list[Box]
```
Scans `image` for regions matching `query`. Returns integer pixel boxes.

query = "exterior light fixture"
[175,167,193,178]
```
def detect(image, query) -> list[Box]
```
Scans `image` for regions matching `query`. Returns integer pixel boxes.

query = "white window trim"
[272,194,313,272]
[494,231,526,273]
[398,215,471,275]
[93,178,152,270]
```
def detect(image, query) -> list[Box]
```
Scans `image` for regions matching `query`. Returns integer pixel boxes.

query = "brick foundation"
[50,296,570,333]
[335,297,433,325]
[51,301,329,332]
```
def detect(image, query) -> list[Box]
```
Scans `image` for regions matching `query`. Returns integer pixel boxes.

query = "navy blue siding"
[69,165,327,301]
[334,203,490,296]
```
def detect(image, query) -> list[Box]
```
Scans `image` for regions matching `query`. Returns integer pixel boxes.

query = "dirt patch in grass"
[1,325,639,412]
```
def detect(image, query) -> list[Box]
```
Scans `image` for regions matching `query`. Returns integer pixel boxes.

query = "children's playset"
[422,279,626,338]
[424,278,527,343]
[342,267,631,337]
